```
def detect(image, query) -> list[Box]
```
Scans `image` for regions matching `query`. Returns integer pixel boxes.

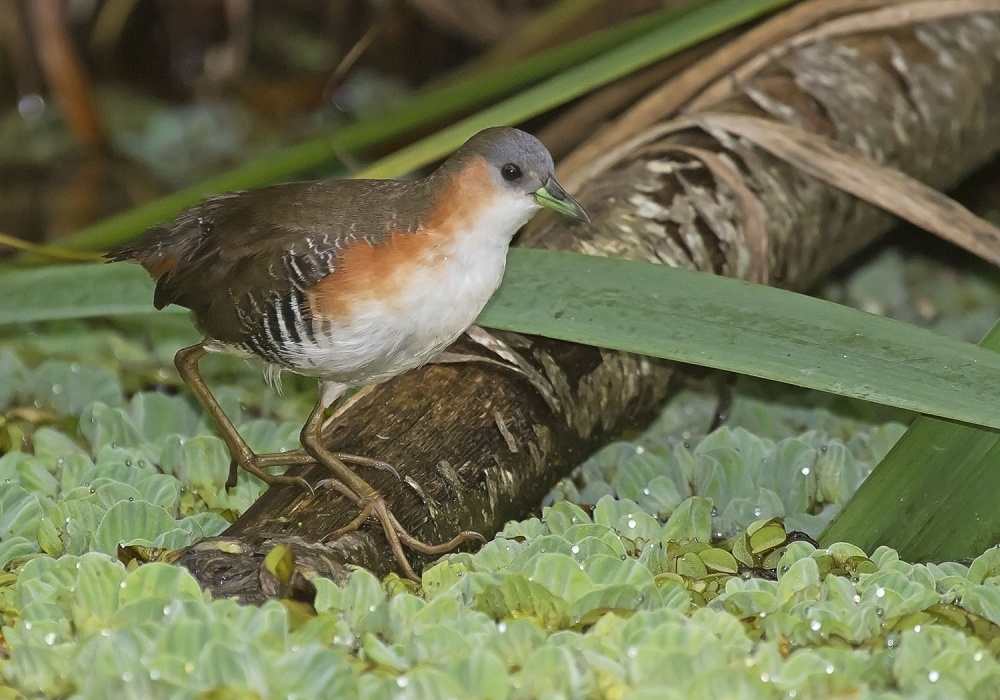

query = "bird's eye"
[501,163,522,181]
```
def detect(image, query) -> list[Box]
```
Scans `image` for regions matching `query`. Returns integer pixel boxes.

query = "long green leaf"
[821,321,1000,562]
[54,0,793,253]
[2,251,999,434]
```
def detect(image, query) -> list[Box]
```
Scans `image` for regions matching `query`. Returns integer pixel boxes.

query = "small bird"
[108,126,589,579]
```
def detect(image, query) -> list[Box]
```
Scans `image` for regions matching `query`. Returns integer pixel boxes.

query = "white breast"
[284,195,539,386]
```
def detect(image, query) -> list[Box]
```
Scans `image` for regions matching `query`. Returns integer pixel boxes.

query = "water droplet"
[17,92,44,118]
[368,604,376,613]
[825,664,835,675]
[497,622,507,633]
[752,507,763,517]
[800,467,810,475]
[642,488,650,496]
[975,651,985,662]
[928,670,939,683]
[150,670,160,681]
[913,624,921,633]
[635,445,645,455]
[853,594,861,604]
[571,545,580,555]
[396,676,409,689]
[23,621,32,630]
[710,507,719,517]
[51,384,63,395]
[69,362,80,372]
[875,587,886,598]
[760,673,770,683]
[44,632,56,645]
[125,459,132,467]
[627,519,637,529]
[122,671,133,682]
[810,620,821,631]
[626,646,638,658]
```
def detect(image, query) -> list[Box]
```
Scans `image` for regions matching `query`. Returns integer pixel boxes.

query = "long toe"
[335,453,401,479]
[242,459,315,496]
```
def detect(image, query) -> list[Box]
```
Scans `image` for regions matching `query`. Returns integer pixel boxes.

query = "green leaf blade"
[4,250,999,435]
[481,250,1000,431]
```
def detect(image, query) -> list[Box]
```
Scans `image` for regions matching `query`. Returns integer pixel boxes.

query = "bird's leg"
[177,345,395,486]
[302,383,484,581]
[174,343,312,492]
[248,384,399,478]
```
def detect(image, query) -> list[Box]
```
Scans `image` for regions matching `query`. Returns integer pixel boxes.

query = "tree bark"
[175,4,1000,603]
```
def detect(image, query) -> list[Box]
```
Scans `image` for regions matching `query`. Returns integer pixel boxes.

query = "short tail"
[107,225,179,275]
[106,223,200,309]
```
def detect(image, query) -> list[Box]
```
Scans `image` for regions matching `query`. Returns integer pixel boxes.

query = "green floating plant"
[547,395,907,543]
[0,346,306,570]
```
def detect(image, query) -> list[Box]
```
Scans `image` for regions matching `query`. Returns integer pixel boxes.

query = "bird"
[108,126,589,579]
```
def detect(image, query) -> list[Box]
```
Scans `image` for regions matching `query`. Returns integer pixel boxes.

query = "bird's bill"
[534,177,590,223]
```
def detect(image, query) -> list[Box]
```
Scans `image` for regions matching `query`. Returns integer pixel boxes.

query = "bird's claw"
[320,491,483,581]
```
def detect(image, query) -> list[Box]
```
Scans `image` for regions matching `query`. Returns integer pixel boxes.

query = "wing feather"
[110,178,430,349]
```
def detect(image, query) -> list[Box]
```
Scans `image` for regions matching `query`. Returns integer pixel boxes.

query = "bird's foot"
[317,476,484,581]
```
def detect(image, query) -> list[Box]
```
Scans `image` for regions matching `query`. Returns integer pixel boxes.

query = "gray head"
[441,126,589,222]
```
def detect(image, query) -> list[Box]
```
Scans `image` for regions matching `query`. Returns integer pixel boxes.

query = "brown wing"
[109,178,431,353]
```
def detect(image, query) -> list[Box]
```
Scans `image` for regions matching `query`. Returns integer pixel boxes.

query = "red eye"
[501,164,522,181]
